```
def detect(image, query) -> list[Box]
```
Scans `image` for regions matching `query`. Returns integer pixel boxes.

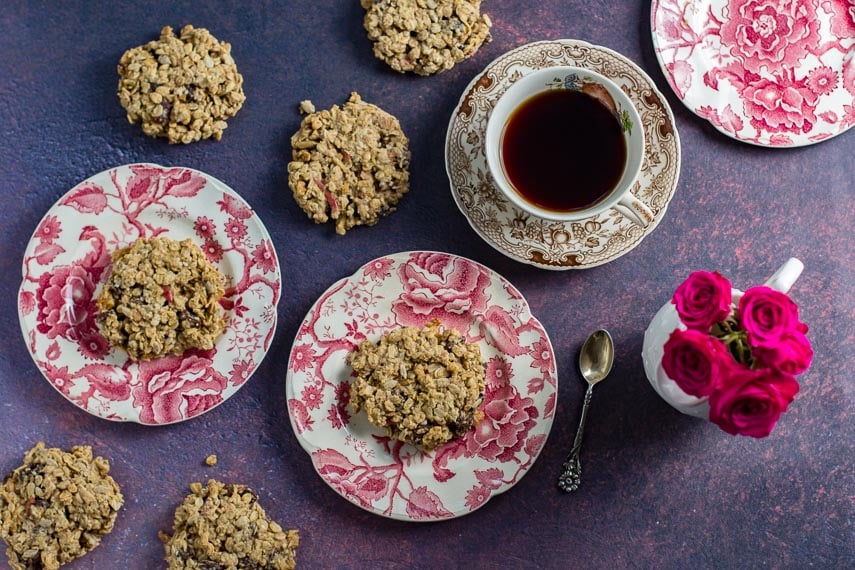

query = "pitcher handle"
[764,258,804,294]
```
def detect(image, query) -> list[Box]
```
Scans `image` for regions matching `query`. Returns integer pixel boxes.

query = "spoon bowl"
[579,329,615,385]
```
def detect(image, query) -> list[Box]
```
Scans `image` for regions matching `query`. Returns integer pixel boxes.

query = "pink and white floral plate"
[286,252,557,521]
[652,0,855,146]
[446,40,681,270]
[18,164,281,425]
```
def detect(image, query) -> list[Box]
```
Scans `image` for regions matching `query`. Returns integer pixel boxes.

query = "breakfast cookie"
[288,92,410,235]
[0,442,123,570]
[96,237,226,361]
[160,480,299,570]
[118,25,245,143]
[361,0,492,76]
[349,319,485,451]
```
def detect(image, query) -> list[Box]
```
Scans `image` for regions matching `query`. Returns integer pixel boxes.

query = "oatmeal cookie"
[287,92,410,235]
[361,0,492,76]
[0,442,123,570]
[118,25,245,143]
[349,319,485,451]
[96,237,225,361]
[160,480,299,570]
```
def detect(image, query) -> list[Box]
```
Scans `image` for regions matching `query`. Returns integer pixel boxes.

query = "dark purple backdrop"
[1,2,852,568]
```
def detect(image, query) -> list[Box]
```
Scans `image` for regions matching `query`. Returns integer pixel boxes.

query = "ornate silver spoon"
[558,329,615,492]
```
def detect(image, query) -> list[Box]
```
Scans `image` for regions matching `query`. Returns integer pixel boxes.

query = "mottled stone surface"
[0,1,852,568]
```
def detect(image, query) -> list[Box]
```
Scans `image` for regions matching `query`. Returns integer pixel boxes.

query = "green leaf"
[620,110,633,135]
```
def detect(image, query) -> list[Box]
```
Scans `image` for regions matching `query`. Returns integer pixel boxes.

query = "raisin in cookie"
[160,480,299,570]
[361,0,492,76]
[96,237,225,361]
[118,25,245,143]
[0,443,123,570]
[349,319,485,451]
[288,92,410,235]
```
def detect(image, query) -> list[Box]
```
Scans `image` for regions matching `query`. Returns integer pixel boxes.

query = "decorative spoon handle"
[558,384,594,492]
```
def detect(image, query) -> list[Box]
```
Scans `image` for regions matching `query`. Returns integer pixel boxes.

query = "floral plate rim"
[17,163,282,425]
[650,0,855,147]
[285,251,557,521]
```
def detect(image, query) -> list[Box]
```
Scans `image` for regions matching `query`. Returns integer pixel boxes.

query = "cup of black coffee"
[485,66,653,227]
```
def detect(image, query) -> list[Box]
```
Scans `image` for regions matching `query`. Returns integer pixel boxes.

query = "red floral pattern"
[653,0,855,146]
[194,216,216,239]
[720,0,820,73]
[465,384,538,463]
[18,164,281,424]
[391,252,491,332]
[35,263,99,342]
[821,0,855,40]
[286,252,556,520]
[36,215,62,242]
[742,73,819,133]
[363,257,394,280]
[251,240,277,273]
[807,66,839,96]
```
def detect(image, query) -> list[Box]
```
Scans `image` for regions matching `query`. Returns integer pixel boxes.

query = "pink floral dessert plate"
[445,40,681,270]
[286,251,557,521]
[18,164,282,425]
[652,0,855,146]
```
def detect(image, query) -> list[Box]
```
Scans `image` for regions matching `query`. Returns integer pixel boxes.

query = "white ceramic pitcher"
[641,258,804,418]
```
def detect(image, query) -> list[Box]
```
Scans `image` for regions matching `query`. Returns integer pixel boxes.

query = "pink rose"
[720,0,821,73]
[752,330,813,374]
[737,286,801,347]
[672,271,733,330]
[708,368,799,437]
[662,329,730,397]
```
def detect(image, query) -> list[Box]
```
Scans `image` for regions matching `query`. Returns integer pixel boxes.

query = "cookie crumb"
[0,442,123,570]
[205,454,218,466]
[299,100,316,114]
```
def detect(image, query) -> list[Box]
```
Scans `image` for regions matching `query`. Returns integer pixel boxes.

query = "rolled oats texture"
[161,480,299,570]
[349,319,486,451]
[117,24,245,144]
[0,442,123,570]
[96,237,226,361]
[361,0,492,76]
[287,92,410,235]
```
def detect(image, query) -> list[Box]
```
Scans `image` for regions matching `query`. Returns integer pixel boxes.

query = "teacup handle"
[612,193,655,228]
[764,257,803,294]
